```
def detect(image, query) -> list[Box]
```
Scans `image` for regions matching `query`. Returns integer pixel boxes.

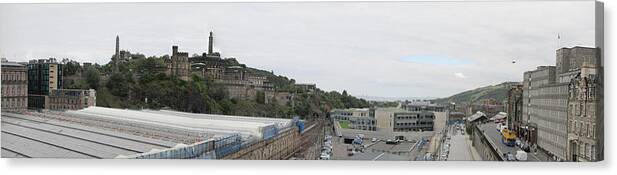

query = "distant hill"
[431,82,520,105]
[357,96,436,102]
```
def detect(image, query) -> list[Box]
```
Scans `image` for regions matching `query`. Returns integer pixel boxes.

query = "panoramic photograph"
[0,1,604,162]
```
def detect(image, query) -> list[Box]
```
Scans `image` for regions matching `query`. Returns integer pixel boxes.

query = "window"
[591,145,596,161]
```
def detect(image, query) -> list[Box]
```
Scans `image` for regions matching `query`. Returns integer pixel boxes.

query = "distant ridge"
[357,96,437,102]
[431,82,520,105]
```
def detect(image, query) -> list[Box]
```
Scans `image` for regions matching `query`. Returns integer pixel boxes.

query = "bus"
[501,128,516,147]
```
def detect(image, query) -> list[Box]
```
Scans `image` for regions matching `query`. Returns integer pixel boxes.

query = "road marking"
[372,152,386,161]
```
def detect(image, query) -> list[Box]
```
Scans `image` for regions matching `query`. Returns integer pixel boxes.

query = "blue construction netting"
[120,133,244,159]
[128,139,214,159]
[262,124,279,140]
[214,134,243,158]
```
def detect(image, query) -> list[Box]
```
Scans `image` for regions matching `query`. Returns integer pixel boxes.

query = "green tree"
[84,67,100,89]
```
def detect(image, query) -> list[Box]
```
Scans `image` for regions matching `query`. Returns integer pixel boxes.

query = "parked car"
[371,138,378,142]
[320,153,331,160]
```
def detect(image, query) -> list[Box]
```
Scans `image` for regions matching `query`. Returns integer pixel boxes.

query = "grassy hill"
[432,82,520,105]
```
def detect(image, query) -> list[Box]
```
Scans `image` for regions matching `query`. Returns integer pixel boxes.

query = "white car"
[320,153,331,160]
[371,138,378,142]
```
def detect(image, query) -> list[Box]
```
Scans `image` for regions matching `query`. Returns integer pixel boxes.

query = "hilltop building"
[112,35,130,72]
[167,46,191,81]
[187,31,277,101]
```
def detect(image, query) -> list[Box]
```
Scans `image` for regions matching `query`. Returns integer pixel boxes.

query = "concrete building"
[47,89,96,111]
[167,46,191,81]
[522,46,602,161]
[330,108,376,131]
[1,60,28,112]
[400,100,445,112]
[27,58,63,109]
[375,108,434,132]
[566,63,603,162]
[523,66,568,160]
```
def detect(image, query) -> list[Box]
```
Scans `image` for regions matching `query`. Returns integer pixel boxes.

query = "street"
[477,123,547,161]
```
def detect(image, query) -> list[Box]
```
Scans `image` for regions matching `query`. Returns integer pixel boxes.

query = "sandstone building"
[1,60,28,112]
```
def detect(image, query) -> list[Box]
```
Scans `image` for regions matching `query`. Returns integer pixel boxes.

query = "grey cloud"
[0,1,597,98]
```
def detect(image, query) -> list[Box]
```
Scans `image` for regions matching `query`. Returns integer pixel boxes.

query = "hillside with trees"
[431,81,520,105]
[63,53,369,119]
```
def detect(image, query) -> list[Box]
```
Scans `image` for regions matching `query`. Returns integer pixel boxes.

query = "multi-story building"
[400,100,445,112]
[167,46,190,81]
[522,46,601,161]
[330,108,376,131]
[465,98,503,118]
[566,62,603,162]
[27,58,63,109]
[375,108,434,132]
[506,84,525,140]
[47,89,96,111]
[1,60,28,112]
[447,111,465,124]
[524,66,569,161]
[295,83,317,92]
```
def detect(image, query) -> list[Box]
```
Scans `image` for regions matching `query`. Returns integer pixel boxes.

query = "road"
[448,128,474,160]
[477,123,544,161]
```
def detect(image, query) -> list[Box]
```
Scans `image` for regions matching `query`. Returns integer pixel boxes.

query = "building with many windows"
[566,62,603,162]
[330,108,376,131]
[506,84,526,141]
[27,58,63,109]
[1,60,28,112]
[375,108,434,132]
[399,100,445,112]
[522,46,602,161]
[47,89,96,111]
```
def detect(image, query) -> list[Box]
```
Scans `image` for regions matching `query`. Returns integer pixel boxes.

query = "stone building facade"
[506,84,525,140]
[1,61,28,112]
[566,64,603,162]
[47,89,96,111]
[167,46,190,81]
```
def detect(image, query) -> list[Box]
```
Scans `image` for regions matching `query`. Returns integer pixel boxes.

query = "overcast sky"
[0,1,598,98]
